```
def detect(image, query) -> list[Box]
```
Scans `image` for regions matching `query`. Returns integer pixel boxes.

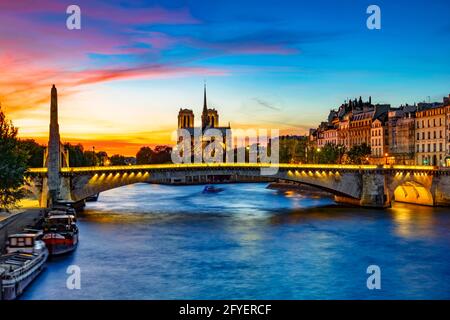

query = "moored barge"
[42,214,79,256]
[0,234,48,300]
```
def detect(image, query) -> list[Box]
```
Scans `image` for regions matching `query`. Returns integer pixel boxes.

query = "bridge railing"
[27,163,443,174]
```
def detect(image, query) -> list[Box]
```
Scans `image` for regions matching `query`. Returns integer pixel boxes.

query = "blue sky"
[1,0,449,154]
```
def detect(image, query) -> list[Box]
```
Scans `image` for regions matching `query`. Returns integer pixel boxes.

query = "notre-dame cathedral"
[178,84,230,131]
[178,85,231,161]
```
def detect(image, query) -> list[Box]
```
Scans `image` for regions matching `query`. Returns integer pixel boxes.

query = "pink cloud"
[0,1,198,25]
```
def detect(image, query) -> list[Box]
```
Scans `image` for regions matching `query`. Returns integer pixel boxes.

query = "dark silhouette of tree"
[0,106,28,211]
[64,143,86,167]
[110,154,127,165]
[83,151,98,166]
[20,139,45,167]
[136,146,154,164]
[152,145,172,164]
[96,151,108,166]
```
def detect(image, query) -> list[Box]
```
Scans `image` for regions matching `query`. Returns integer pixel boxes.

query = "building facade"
[386,105,416,165]
[370,117,389,163]
[415,103,447,166]
[309,94,450,167]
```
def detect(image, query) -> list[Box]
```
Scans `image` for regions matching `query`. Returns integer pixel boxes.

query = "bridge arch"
[387,171,435,206]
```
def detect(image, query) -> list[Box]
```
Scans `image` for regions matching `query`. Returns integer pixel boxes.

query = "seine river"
[22,183,450,299]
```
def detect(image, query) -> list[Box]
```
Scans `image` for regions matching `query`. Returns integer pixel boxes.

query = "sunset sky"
[1,0,449,156]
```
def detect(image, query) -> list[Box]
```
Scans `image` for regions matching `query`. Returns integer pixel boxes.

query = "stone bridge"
[26,85,450,209]
[25,163,450,208]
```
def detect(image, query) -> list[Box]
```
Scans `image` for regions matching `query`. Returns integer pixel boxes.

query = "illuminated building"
[415,98,448,166]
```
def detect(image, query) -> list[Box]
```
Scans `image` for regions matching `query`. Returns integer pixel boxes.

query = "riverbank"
[0,209,43,252]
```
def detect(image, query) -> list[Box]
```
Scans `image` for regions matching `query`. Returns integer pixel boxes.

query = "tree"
[110,154,127,165]
[96,151,108,166]
[136,146,154,164]
[152,145,172,164]
[83,151,98,166]
[278,137,307,164]
[64,143,86,167]
[20,139,45,167]
[0,106,28,211]
[318,143,339,164]
[347,143,371,164]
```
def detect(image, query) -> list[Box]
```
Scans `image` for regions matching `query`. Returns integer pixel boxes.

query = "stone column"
[47,85,61,206]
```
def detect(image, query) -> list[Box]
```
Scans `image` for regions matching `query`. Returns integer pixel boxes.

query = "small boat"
[42,214,79,256]
[0,233,48,300]
[202,185,225,194]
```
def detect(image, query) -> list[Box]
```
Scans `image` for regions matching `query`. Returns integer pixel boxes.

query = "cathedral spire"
[203,82,208,112]
[201,82,209,129]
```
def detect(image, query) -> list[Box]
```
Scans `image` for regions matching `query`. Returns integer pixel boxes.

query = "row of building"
[310,94,450,166]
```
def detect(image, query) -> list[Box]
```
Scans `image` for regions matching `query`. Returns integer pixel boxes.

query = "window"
[433,143,436,152]
[440,143,443,152]
[417,133,420,140]
[428,144,431,152]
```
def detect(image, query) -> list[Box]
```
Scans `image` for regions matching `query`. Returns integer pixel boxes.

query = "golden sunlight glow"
[27,163,446,175]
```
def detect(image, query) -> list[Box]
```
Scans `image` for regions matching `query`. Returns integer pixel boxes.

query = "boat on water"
[0,233,48,300]
[45,206,77,218]
[42,214,79,256]
[202,185,225,194]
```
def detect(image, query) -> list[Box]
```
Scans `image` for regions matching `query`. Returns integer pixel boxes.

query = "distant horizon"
[13,85,449,156]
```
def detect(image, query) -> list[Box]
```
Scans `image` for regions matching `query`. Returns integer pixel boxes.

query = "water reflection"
[389,203,439,238]
[21,183,450,300]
